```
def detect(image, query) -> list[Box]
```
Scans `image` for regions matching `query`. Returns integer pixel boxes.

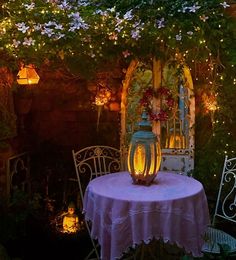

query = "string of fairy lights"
[0,1,234,60]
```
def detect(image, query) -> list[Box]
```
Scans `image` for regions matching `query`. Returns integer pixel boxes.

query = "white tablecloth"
[83,171,210,260]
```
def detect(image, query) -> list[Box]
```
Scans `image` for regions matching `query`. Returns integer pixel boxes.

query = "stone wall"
[14,65,123,150]
[0,64,124,201]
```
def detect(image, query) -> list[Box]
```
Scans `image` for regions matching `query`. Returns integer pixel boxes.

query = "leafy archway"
[0,0,236,186]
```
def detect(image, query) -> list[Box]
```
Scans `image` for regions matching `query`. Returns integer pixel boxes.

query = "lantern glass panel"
[133,144,145,175]
[149,143,157,175]
[17,66,40,85]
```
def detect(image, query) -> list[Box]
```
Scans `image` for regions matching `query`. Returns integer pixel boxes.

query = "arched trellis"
[160,64,195,175]
[120,59,139,170]
[120,58,195,175]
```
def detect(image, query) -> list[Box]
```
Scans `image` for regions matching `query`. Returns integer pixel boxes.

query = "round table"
[83,171,210,260]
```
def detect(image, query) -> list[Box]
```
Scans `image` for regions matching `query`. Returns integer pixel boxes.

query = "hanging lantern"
[17,64,40,85]
[128,111,162,185]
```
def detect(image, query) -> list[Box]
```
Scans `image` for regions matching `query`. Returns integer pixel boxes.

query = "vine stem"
[96,105,103,132]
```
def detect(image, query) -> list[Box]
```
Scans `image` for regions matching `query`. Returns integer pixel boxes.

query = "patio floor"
[4,216,236,260]
[5,231,189,260]
[2,193,236,260]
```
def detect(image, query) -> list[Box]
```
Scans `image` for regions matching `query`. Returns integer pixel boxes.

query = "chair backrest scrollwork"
[213,155,236,225]
[72,145,122,204]
[7,152,30,199]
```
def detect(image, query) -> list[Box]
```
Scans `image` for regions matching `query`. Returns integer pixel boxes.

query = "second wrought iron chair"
[202,155,236,257]
[72,145,122,260]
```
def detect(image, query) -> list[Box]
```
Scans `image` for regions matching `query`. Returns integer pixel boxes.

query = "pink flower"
[109,32,118,40]
[122,50,130,58]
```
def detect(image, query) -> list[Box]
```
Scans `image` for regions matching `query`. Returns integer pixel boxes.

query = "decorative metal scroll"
[6,152,30,199]
[72,146,121,203]
[213,156,236,224]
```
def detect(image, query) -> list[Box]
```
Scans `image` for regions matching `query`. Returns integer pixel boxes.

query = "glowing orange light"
[95,87,111,106]
[17,64,40,85]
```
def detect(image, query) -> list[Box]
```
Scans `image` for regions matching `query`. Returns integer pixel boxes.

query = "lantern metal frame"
[17,64,40,85]
[128,111,161,186]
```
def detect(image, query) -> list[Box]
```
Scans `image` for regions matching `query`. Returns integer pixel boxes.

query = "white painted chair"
[202,155,236,257]
[72,145,122,260]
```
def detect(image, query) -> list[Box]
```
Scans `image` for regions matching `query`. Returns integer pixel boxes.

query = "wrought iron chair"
[202,155,236,257]
[72,145,122,260]
[7,152,31,199]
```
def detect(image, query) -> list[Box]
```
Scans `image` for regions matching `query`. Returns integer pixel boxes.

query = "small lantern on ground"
[62,202,80,233]
[128,111,161,185]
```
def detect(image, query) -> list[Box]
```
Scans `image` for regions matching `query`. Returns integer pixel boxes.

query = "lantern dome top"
[138,111,152,131]
[132,110,156,140]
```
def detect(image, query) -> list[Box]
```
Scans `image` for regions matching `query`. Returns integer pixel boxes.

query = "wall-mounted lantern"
[94,83,111,131]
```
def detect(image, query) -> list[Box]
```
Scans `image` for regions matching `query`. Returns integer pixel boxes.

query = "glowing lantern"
[128,111,161,185]
[62,202,79,233]
[167,133,186,149]
[17,64,40,85]
[94,87,111,106]
[94,84,111,131]
[166,126,186,149]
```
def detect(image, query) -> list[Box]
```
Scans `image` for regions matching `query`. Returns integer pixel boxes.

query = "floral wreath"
[140,87,175,121]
